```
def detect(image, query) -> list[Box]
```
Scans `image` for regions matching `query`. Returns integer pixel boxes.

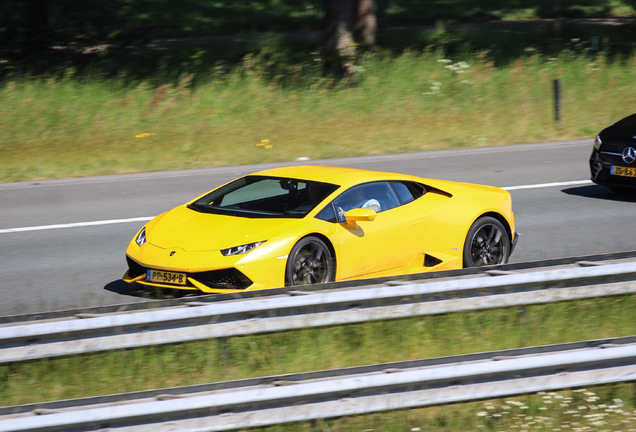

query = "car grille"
[126,256,253,290]
[599,142,636,166]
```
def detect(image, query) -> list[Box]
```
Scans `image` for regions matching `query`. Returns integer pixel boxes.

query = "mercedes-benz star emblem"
[170,251,176,256]
[622,147,636,164]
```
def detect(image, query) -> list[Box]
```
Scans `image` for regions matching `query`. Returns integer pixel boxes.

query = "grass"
[3,44,636,183]
[2,294,636,430]
[264,385,636,432]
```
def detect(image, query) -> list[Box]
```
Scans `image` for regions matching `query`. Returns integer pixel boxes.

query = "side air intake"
[424,254,443,267]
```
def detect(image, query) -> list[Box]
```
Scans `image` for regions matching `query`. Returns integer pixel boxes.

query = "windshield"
[188,175,340,218]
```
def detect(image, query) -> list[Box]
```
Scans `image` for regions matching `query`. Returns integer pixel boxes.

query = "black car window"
[188,176,339,218]
[332,182,401,222]
[315,203,337,222]
[389,181,427,204]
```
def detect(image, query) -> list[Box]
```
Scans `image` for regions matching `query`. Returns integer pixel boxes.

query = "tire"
[463,216,510,268]
[285,236,335,286]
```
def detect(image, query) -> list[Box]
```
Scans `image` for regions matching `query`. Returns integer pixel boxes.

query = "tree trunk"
[323,0,356,77]
[353,0,376,47]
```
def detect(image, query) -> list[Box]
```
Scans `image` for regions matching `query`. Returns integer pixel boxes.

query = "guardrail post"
[219,338,232,365]
[553,78,562,126]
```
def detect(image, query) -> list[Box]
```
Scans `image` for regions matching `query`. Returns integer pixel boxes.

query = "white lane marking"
[502,180,592,191]
[0,179,595,234]
[0,217,153,234]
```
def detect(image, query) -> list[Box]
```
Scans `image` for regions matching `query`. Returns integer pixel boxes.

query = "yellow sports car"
[123,165,518,293]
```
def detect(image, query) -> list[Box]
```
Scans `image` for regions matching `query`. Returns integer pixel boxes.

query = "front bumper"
[590,148,636,190]
[123,239,289,293]
[123,256,254,293]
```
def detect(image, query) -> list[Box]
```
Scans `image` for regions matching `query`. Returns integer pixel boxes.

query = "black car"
[590,113,636,192]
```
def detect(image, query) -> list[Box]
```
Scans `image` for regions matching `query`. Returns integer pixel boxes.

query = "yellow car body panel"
[123,165,517,293]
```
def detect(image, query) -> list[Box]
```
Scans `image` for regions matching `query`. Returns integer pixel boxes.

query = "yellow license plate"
[611,166,636,178]
[147,269,187,285]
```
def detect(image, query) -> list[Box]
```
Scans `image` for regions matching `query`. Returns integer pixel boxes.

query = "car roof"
[253,165,414,188]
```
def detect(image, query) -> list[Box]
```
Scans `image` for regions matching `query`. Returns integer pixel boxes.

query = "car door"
[327,181,429,279]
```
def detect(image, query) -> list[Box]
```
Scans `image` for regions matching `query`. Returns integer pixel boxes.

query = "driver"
[336,186,380,220]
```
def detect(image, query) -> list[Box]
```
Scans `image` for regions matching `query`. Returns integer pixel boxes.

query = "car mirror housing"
[344,208,377,228]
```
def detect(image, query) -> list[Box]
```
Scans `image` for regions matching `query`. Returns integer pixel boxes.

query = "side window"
[315,203,337,222]
[332,182,401,222]
[390,181,427,204]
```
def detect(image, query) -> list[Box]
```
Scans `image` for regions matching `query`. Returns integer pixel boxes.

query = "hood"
[600,124,636,143]
[146,206,293,252]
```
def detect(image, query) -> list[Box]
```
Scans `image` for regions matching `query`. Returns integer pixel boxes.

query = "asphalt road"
[1,139,633,316]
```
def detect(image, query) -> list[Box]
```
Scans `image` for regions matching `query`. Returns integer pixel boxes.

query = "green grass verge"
[2,294,636,431]
[264,385,636,431]
[3,47,636,183]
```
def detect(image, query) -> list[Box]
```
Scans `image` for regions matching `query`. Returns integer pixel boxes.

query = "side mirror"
[343,208,376,228]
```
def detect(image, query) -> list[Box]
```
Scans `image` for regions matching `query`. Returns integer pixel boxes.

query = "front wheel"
[285,236,335,286]
[463,216,510,268]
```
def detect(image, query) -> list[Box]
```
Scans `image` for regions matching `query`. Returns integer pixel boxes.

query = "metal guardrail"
[2,259,636,365]
[4,250,636,326]
[2,336,636,431]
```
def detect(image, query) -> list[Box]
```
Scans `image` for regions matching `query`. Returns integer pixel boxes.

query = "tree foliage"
[0,0,628,77]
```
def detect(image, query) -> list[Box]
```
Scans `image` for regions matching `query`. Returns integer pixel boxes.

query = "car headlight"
[135,227,147,246]
[594,135,602,150]
[221,241,265,256]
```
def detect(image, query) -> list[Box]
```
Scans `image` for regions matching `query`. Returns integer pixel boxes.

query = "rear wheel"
[463,216,510,268]
[285,236,335,286]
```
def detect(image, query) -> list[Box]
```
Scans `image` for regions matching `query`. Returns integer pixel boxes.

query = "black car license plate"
[611,166,636,177]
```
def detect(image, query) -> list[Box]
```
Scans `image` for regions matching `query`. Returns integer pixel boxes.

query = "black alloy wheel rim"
[291,241,330,285]
[469,223,506,266]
